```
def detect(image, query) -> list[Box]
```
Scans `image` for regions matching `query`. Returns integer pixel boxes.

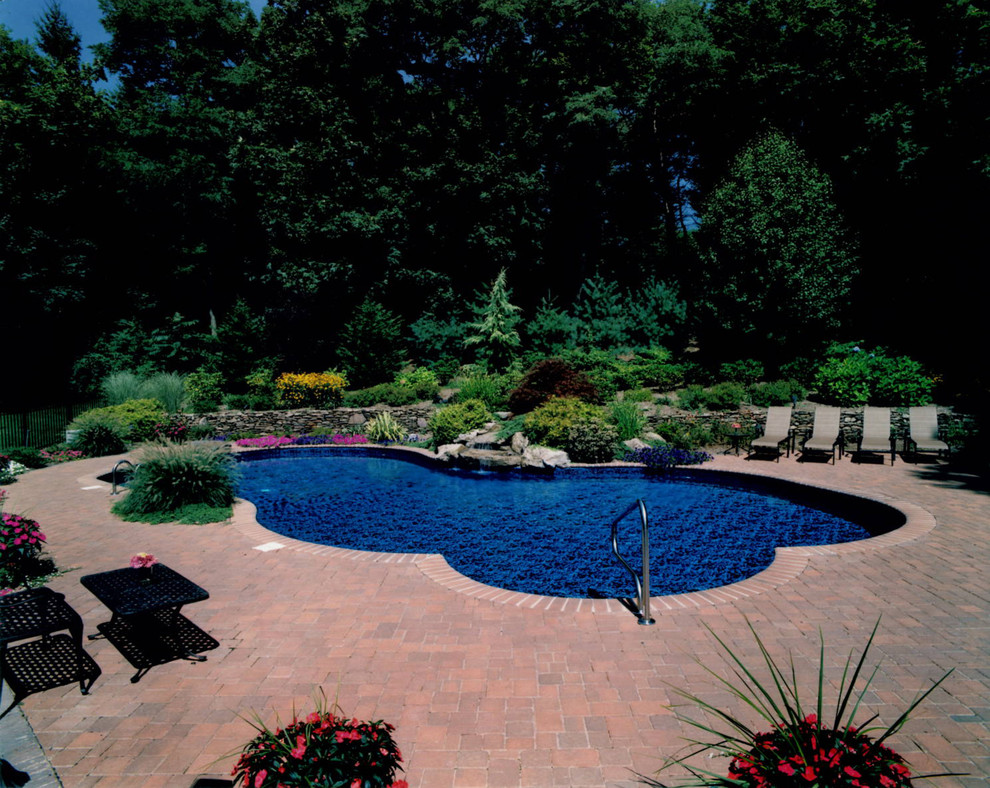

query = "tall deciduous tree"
[95,0,258,329]
[696,130,857,359]
[0,11,112,406]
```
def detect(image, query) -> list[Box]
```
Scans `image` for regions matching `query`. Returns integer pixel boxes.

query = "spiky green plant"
[640,618,957,787]
[364,411,406,443]
[609,400,646,441]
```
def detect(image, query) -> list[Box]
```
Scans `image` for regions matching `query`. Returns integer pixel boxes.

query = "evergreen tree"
[465,269,522,372]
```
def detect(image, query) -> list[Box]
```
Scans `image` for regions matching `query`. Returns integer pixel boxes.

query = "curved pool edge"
[225,447,938,614]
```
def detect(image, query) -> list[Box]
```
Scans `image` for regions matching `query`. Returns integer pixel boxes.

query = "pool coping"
[221,445,937,615]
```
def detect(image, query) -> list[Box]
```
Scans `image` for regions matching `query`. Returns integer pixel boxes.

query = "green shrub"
[566,419,620,463]
[623,388,655,404]
[338,299,405,388]
[143,372,187,412]
[112,442,238,518]
[523,397,606,449]
[186,370,226,412]
[455,374,511,409]
[187,424,216,440]
[557,348,638,398]
[609,400,646,440]
[719,358,764,384]
[244,367,278,410]
[71,399,166,442]
[365,411,406,442]
[747,379,805,407]
[70,420,128,456]
[673,383,747,411]
[3,446,48,469]
[526,295,579,355]
[814,347,934,406]
[676,384,708,410]
[624,347,686,390]
[509,359,599,413]
[429,399,491,446]
[704,381,748,410]
[778,355,820,386]
[655,420,715,451]
[430,355,461,385]
[343,383,418,407]
[394,366,440,400]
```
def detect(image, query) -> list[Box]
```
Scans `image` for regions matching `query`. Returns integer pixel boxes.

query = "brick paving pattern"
[0,451,987,787]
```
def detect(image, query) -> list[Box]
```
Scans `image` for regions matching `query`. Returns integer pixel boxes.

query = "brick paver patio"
[1,451,987,787]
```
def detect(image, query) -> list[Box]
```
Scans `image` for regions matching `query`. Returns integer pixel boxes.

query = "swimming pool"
[236,448,903,598]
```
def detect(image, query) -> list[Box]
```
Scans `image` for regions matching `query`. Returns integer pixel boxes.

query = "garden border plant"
[639,618,957,787]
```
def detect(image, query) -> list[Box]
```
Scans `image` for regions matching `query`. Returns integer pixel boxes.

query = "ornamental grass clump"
[112,441,238,522]
[641,619,957,788]
[230,692,406,788]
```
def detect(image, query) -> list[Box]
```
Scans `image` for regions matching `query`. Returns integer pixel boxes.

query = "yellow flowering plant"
[275,372,347,409]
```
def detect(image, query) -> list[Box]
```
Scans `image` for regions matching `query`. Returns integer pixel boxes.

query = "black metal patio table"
[80,563,217,682]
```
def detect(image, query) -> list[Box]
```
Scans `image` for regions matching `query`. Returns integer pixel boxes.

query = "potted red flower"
[230,692,406,788]
[640,619,959,787]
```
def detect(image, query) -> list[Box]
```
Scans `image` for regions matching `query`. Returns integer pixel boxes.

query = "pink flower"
[253,769,267,787]
[130,553,157,569]
[290,734,306,759]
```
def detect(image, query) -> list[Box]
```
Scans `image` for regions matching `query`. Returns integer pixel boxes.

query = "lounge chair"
[800,406,842,463]
[907,406,949,462]
[850,406,895,465]
[749,406,793,461]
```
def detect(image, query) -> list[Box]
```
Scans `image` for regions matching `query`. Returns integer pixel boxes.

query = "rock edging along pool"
[235,447,909,599]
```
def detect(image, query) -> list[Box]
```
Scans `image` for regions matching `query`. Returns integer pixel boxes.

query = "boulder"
[509,431,529,454]
[455,449,522,471]
[435,443,467,462]
[623,438,650,451]
[643,432,666,443]
[522,445,570,469]
[467,430,503,449]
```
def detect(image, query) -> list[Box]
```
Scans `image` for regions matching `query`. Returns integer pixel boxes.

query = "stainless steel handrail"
[609,499,655,625]
[110,460,137,495]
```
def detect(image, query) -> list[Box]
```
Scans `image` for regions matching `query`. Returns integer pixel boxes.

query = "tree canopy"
[0,0,986,407]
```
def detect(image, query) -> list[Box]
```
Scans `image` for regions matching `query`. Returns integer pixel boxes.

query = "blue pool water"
[236,448,901,598]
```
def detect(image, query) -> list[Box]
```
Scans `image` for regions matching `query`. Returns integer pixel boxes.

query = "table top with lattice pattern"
[80,564,208,617]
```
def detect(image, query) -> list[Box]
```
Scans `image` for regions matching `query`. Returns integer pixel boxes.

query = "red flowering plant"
[641,619,959,787]
[0,509,48,588]
[230,691,406,788]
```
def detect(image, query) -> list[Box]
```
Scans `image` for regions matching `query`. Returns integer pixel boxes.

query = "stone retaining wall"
[188,405,434,437]
[187,403,970,449]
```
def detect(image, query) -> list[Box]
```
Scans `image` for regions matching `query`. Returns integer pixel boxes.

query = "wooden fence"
[0,401,103,450]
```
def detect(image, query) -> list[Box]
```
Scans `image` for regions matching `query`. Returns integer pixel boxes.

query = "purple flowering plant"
[624,445,713,471]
